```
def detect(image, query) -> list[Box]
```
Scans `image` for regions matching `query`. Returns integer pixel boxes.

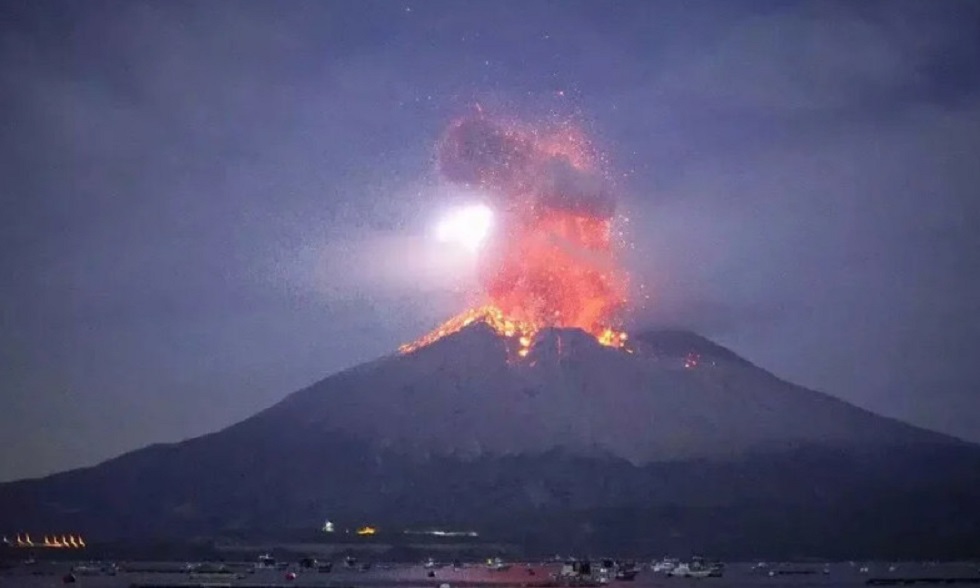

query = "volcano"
[2,323,978,559]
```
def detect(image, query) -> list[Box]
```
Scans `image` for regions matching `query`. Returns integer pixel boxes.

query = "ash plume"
[433,114,627,334]
[437,116,615,219]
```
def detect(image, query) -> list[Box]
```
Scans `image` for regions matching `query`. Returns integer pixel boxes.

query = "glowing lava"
[401,114,630,357]
[398,304,541,357]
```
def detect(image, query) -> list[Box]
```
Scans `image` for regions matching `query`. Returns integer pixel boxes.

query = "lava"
[398,304,540,356]
[401,114,629,357]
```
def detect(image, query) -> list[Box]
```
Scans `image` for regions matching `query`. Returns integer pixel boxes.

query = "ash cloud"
[533,157,615,219]
[437,117,534,190]
[438,117,615,219]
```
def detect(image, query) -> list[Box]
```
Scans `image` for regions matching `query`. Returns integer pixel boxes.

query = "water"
[4,561,980,588]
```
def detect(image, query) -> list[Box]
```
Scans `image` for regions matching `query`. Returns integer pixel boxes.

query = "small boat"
[553,560,601,587]
[255,554,276,570]
[669,563,711,578]
[486,557,511,571]
[651,558,679,574]
[614,561,639,581]
[667,559,722,579]
[425,557,445,570]
[70,564,103,576]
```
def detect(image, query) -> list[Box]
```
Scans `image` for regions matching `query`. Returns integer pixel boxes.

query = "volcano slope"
[2,323,978,558]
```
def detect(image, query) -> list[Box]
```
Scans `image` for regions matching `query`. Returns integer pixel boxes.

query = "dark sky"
[2,0,979,482]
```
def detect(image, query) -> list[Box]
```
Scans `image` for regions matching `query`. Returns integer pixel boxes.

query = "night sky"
[2,0,979,482]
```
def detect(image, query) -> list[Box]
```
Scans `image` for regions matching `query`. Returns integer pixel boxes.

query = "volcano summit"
[1,321,978,558]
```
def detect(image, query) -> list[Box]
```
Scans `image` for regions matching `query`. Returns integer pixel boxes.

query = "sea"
[3,561,979,588]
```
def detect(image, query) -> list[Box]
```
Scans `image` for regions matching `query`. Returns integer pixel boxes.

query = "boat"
[669,563,711,579]
[255,554,276,570]
[651,558,679,574]
[553,559,602,587]
[667,559,723,579]
[425,557,445,570]
[486,557,511,571]
[70,564,103,576]
[615,561,639,581]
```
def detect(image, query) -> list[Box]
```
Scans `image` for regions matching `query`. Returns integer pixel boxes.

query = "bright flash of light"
[435,204,494,252]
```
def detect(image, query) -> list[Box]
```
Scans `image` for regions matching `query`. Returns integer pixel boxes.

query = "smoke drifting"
[438,117,615,219]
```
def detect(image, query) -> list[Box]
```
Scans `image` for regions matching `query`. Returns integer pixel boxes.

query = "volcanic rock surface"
[262,324,948,464]
[2,325,978,558]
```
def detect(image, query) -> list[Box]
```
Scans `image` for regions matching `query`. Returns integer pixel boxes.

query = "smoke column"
[437,115,626,333]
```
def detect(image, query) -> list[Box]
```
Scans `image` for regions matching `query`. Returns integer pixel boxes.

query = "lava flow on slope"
[400,115,629,358]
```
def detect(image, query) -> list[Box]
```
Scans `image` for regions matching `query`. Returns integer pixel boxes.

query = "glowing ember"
[402,114,630,356]
[398,304,540,357]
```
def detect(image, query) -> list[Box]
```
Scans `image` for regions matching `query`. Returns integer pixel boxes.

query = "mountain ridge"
[258,322,958,464]
[1,324,977,557]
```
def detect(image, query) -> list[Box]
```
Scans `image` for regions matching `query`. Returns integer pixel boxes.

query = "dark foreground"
[3,561,980,588]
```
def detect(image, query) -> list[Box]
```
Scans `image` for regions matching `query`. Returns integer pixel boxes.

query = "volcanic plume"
[402,116,628,355]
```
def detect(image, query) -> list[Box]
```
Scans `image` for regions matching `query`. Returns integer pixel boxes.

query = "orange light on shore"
[12,532,85,548]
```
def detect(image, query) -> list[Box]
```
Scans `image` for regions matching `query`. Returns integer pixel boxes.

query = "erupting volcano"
[401,115,628,356]
[3,116,978,561]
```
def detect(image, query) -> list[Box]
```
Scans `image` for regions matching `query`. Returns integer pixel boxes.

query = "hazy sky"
[2,0,979,482]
